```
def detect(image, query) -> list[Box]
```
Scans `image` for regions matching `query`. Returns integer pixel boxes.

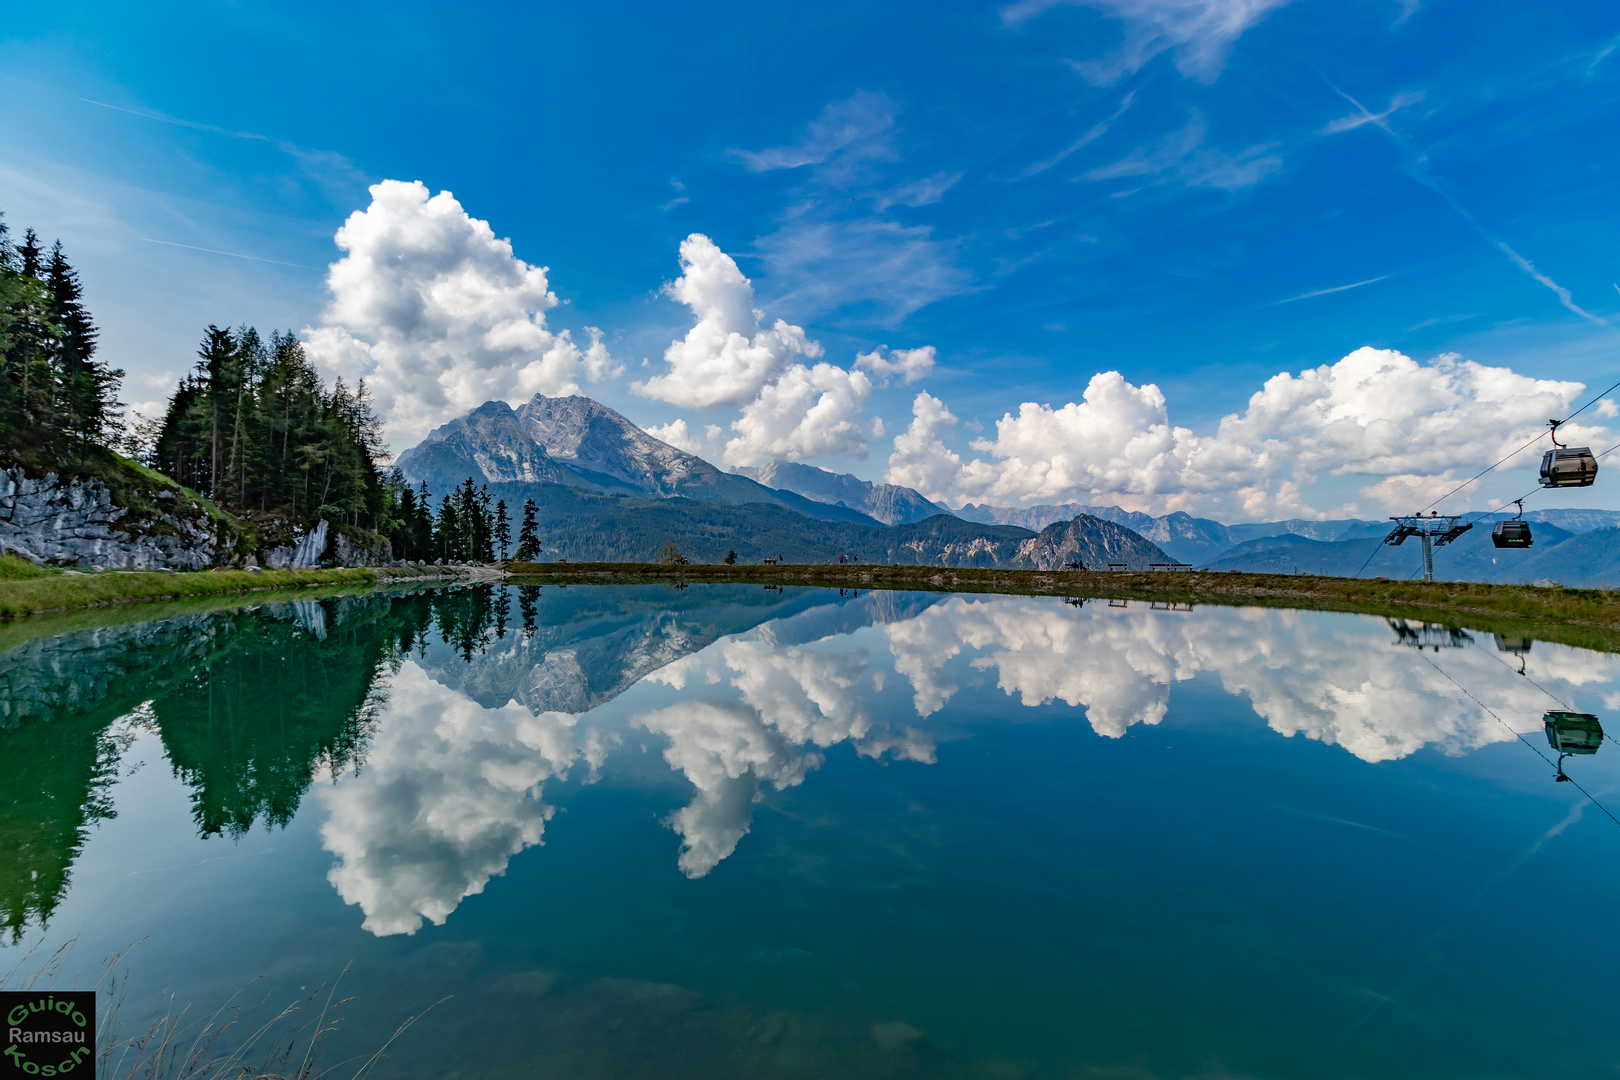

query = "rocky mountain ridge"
[396,395,880,525]
[730,461,949,525]
[1009,515,1173,571]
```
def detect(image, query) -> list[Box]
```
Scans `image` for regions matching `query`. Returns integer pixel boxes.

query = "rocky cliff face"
[257,520,390,569]
[0,465,229,570]
[0,463,390,571]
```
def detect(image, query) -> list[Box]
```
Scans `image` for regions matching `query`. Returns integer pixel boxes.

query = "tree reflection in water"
[0,583,811,936]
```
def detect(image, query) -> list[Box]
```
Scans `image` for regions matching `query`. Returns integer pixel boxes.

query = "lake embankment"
[506,561,1620,652]
[4,555,1619,653]
[0,558,471,620]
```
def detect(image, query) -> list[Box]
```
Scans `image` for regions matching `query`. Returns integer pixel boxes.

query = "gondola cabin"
[1544,711,1604,756]
[1491,519,1533,548]
[1540,447,1598,488]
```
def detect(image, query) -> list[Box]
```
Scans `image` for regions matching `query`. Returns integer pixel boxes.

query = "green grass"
[0,567,384,619]
[0,554,55,581]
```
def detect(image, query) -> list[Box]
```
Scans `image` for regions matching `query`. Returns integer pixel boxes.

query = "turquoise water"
[2,585,1618,1078]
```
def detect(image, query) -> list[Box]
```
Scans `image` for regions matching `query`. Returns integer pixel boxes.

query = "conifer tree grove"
[149,325,397,537]
[0,211,125,455]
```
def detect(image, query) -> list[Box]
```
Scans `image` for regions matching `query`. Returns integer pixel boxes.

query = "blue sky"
[4,0,1619,520]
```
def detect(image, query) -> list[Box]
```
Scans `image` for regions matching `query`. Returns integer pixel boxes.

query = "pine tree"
[18,229,42,279]
[494,499,510,560]
[516,498,540,561]
[475,484,494,561]
[44,241,121,451]
[436,496,457,560]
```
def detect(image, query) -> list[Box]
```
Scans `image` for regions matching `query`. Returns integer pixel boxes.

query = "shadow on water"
[0,583,849,939]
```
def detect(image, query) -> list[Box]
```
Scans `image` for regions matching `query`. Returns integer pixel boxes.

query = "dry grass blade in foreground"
[1,938,444,1078]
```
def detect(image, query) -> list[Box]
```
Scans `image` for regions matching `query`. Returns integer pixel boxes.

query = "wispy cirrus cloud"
[875,172,963,209]
[1083,112,1282,190]
[752,214,974,321]
[1005,0,1293,84]
[725,92,974,322]
[79,96,366,191]
[726,92,897,176]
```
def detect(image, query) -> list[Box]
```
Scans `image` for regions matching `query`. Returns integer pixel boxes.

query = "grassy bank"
[0,557,452,621]
[507,561,1620,652]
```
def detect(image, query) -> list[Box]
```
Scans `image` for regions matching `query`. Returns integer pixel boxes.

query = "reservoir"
[2,583,1617,1078]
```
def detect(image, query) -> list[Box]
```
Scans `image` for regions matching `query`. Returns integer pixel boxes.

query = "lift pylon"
[1384,513,1473,582]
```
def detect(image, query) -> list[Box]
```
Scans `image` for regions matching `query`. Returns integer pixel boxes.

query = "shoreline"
[0,564,475,621]
[0,560,1616,652]
[504,561,1620,652]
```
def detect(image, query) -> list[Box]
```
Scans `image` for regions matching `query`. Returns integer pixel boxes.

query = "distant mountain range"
[730,461,949,525]
[1201,519,1620,587]
[395,393,1620,581]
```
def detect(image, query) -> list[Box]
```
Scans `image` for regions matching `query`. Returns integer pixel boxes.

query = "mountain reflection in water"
[1,585,1615,942]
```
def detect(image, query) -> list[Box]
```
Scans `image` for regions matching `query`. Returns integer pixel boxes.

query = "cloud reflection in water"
[317,590,1620,933]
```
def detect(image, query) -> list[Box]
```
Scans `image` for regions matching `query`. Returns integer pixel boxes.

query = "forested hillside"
[495,482,1037,565]
[145,325,396,537]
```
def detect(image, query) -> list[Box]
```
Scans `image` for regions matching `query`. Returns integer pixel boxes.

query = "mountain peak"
[514,393,697,492]
[395,393,884,525]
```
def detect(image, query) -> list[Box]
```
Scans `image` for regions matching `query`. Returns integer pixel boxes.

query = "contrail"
[139,237,320,270]
[1274,275,1387,304]
[1320,76,1613,331]
[81,97,269,142]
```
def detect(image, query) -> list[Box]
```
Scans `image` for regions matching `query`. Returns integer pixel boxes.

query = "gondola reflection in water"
[1544,710,1605,782]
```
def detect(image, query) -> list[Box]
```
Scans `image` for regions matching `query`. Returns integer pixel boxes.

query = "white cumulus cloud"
[856,345,936,386]
[634,234,821,410]
[643,418,707,455]
[885,347,1603,521]
[302,180,620,449]
[723,363,873,466]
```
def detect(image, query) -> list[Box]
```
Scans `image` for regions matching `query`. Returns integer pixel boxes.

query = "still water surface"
[2,584,1617,1078]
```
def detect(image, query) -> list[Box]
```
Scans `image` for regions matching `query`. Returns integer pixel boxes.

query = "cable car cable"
[1415,377,1620,515]
[1408,439,1620,560]
[1414,651,1620,829]
[1416,430,1552,516]
[1355,440,1620,580]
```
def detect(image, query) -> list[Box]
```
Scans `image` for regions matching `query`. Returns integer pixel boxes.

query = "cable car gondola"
[1539,420,1598,489]
[1492,500,1533,549]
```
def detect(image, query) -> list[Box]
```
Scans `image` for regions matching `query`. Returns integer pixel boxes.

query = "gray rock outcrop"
[261,520,389,569]
[0,466,225,570]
